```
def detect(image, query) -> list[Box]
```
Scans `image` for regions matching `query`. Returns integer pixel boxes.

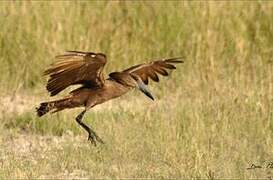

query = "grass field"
[0,1,273,178]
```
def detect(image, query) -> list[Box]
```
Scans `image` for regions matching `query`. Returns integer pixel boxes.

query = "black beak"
[137,80,154,101]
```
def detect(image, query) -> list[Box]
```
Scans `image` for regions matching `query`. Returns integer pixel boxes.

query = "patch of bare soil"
[0,130,90,178]
[0,94,40,118]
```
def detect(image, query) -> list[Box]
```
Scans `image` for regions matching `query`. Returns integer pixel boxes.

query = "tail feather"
[36,102,53,117]
[36,98,71,117]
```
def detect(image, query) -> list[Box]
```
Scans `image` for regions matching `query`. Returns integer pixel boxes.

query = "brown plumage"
[36,51,183,146]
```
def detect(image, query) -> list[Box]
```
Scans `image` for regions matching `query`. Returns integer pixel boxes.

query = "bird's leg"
[75,110,104,146]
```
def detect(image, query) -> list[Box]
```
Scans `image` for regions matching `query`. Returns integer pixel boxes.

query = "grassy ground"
[0,1,273,178]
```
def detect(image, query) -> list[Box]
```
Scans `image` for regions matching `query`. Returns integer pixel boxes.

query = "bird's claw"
[88,131,104,146]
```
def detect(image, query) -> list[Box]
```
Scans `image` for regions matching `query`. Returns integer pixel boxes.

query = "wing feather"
[152,66,169,76]
[44,51,107,96]
[123,57,183,85]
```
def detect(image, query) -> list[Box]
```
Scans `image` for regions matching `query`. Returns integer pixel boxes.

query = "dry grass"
[0,1,273,179]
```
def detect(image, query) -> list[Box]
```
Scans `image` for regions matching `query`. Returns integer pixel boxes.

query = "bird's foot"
[88,131,104,146]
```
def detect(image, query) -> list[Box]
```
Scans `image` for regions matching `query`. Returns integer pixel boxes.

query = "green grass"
[0,1,273,179]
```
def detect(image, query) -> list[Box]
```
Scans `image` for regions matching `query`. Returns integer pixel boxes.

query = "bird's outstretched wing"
[44,51,107,96]
[108,57,183,100]
[123,57,183,85]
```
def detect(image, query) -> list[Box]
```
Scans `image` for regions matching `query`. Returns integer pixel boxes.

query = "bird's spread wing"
[123,57,183,85]
[44,51,107,96]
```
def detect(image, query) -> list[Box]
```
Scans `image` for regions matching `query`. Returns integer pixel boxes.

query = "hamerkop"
[36,51,183,146]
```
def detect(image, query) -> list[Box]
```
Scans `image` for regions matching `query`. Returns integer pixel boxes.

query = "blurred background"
[0,1,272,178]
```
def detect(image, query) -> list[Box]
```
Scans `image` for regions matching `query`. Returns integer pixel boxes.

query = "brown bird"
[36,51,183,146]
